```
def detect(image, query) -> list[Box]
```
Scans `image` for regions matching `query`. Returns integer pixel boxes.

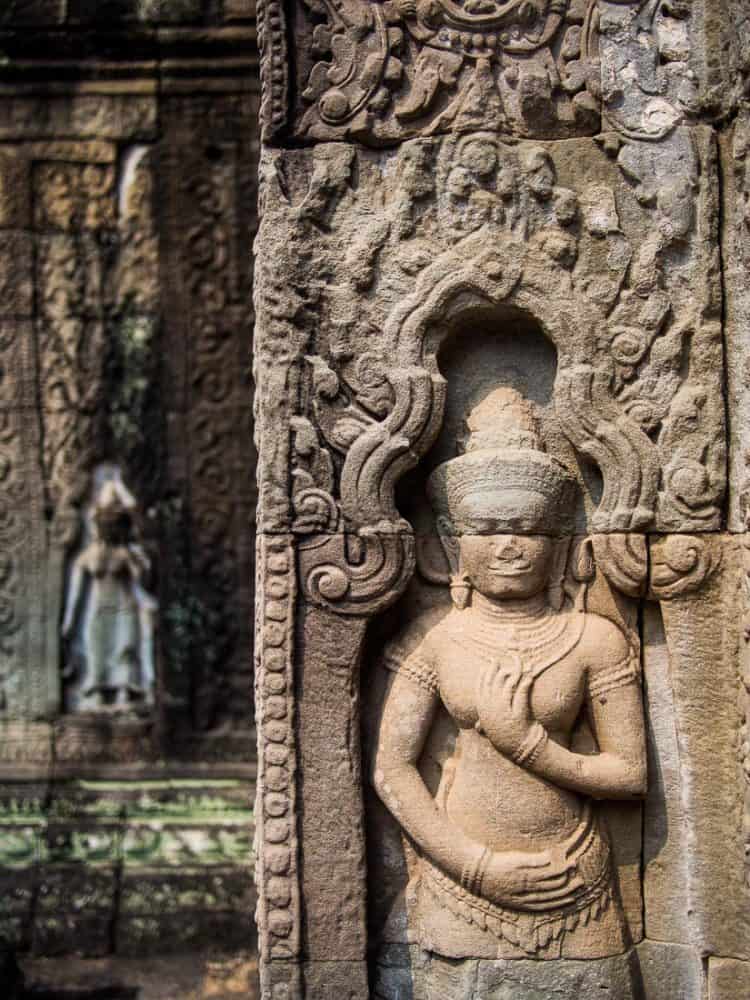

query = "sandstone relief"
[61,466,158,714]
[254,2,748,998]
[372,391,646,967]
[261,0,747,143]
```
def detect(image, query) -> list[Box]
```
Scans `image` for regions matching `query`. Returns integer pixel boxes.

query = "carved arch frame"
[257,232,716,997]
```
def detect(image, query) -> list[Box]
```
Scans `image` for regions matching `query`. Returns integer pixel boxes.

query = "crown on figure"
[426,387,577,535]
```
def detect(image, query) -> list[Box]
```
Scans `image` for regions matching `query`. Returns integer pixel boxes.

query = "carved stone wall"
[255,2,750,998]
[0,0,260,960]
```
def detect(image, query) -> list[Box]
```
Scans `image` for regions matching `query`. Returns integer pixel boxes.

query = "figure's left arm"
[521,619,647,800]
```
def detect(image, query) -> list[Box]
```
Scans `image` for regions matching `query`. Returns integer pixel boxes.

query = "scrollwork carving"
[295,0,603,143]
[290,416,339,533]
[591,533,648,598]
[299,531,416,616]
[648,533,722,601]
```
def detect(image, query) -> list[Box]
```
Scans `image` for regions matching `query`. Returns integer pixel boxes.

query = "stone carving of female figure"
[373,389,647,961]
[61,476,157,712]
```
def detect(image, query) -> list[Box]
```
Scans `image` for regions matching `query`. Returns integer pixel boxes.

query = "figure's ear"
[548,536,572,612]
[415,515,458,585]
[571,536,595,584]
[436,515,461,576]
[568,536,595,611]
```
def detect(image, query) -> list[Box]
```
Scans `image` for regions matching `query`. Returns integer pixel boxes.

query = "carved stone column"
[255,2,749,997]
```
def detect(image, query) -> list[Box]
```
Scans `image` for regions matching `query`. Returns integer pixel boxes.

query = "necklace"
[458,597,585,681]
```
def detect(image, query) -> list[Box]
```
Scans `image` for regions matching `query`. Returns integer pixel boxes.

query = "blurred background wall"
[0,0,260,962]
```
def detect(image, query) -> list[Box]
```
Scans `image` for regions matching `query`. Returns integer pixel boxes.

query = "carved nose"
[494,538,521,559]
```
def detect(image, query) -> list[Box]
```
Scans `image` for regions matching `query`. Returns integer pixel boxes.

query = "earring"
[548,574,565,612]
[450,573,471,610]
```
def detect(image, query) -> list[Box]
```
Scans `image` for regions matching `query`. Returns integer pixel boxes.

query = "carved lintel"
[293,0,605,142]
[299,531,416,618]
[648,533,722,601]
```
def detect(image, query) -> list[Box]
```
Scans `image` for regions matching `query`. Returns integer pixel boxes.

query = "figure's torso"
[429,605,590,851]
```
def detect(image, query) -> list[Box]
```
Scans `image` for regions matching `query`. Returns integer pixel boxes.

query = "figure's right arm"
[61,557,86,637]
[372,668,487,886]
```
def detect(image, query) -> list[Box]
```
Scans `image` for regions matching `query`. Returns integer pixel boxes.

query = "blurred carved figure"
[62,469,157,712]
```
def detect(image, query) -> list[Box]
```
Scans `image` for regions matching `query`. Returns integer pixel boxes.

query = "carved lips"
[488,558,533,577]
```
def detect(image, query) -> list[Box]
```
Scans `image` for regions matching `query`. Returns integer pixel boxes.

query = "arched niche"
[395,301,602,537]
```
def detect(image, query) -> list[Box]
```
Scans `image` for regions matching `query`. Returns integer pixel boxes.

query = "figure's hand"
[482,848,585,912]
[476,656,537,759]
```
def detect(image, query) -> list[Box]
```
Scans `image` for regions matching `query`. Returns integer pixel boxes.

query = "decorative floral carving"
[290,416,339,533]
[170,142,257,731]
[648,534,722,600]
[255,119,729,994]
[294,0,603,142]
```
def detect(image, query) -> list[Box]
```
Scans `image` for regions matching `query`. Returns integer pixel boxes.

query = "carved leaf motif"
[290,417,339,533]
[395,48,464,121]
[307,355,340,399]
[649,534,721,600]
[330,416,370,451]
[296,0,597,140]
[352,353,395,417]
[592,534,648,598]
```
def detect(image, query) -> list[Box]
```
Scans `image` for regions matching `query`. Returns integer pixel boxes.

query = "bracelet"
[460,846,490,897]
[511,724,548,769]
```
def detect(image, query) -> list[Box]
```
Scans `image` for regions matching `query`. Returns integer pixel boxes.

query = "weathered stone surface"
[21,953,260,999]
[0,772,256,955]
[0,96,159,142]
[724,104,750,531]
[641,605,691,945]
[708,956,750,1000]
[117,909,255,957]
[636,941,704,1000]
[256,129,725,538]
[0,0,262,976]
[225,0,256,20]
[301,960,371,999]
[261,0,748,145]
[255,5,750,998]
[659,538,750,959]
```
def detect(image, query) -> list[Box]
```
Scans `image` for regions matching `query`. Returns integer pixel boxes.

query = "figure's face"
[458,533,555,601]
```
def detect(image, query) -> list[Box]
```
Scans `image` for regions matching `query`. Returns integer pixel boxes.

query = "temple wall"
[0,0,260,959]
[254,2,750,998]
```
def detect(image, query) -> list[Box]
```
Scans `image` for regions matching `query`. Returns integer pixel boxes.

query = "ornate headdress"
[427,387,577,535]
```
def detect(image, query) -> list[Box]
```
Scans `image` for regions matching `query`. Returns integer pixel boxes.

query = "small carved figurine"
[373,389,647,960]
[61,472,157,712]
